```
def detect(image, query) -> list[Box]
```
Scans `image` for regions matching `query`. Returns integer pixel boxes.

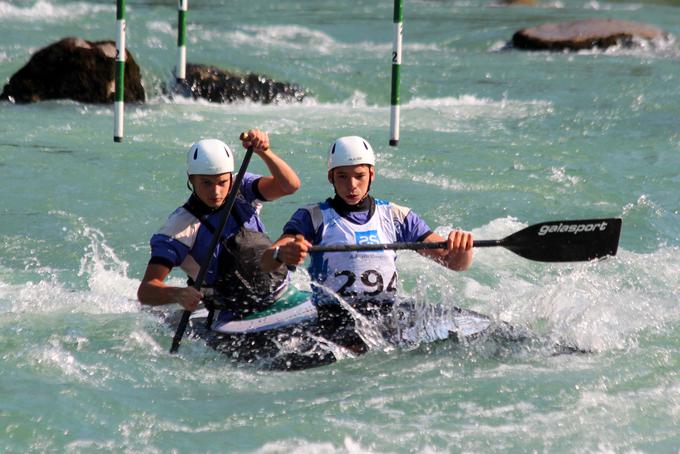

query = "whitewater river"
[1,0,678,452]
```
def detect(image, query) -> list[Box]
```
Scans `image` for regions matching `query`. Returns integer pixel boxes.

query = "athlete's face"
[190,173,232,208]
[329,164,375,205]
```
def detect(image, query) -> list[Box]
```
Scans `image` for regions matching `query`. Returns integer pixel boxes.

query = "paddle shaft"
[310,240,499,253]
[307,218,621,262]
[170,143,254,354]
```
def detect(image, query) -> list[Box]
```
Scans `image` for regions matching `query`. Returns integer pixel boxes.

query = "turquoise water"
[1,0,679,452]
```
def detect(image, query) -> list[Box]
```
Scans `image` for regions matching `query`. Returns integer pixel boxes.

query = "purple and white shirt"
[147,172,265,287]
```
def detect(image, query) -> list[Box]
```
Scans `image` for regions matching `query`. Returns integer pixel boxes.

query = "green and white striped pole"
[389,0,403,147]
[113,0,126,143]
[176,0,188,82]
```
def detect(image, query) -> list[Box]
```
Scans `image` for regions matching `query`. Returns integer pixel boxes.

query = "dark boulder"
[174,63,306,104]
[512,18,665,51]
[1,37,144,104]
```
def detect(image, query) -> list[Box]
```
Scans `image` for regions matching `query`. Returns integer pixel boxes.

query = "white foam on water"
[289,268,312,292]
[221,25,439,56]
[150,90,322,110]
[142,90,549,142]
[396,216,680,353]
[65,439,118,451]
[405,94,551,111]
[548,166,581,186]
[122,329,165,356]
[254,436,394,454]
[403,94,553,127]
[504,32,679,60]
[146,20,174,36]
[0,0,111,21]
[576,34,680,59]
[582,0,643,11]
[378,167,474,192]
[74,229,140,315]
[0,213,140,316]
[397,94,555,136]
[303,281,393,359]
[27,335,99,384]
[227,25,338,55]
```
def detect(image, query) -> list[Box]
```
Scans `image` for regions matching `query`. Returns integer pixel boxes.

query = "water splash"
[77,225,137,301]
[0,1,111,21]
[396,217,680,354]
[0,213,139,316]
[224,25,440,56]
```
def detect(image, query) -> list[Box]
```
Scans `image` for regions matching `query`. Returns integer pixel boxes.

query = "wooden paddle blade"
[500,218,622,262]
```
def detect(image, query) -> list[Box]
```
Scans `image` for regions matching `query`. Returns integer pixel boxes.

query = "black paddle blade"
[498,218,622,262]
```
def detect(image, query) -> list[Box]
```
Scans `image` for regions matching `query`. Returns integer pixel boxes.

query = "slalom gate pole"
[176,0,188,82]
[389,0,403,147]
[113,0,126,143]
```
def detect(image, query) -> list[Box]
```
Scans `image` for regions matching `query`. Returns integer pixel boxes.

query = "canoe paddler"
[260,135,473,351]
[138,129,301,324]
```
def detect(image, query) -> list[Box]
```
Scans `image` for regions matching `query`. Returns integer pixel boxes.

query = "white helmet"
[327,136,375,170]
[186,139,234,175]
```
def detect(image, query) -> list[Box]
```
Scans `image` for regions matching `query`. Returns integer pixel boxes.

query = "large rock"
[1,37,144,103]
[512,19,665,51]
[174,63,306,104]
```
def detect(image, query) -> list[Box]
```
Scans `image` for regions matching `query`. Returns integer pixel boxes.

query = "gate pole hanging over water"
[113,0,126,143]
[389,0,403,147]
[176,0,188,82]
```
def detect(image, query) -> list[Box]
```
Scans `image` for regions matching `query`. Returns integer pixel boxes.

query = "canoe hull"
[186,291,493,370]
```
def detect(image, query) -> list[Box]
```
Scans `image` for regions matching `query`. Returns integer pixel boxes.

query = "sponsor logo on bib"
[355,230,380,245]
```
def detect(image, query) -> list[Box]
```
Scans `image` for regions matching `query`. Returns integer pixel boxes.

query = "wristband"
[272,246,282,264]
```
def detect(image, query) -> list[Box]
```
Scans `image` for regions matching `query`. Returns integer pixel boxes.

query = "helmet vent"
[362,141,368,150]
[193,149,198,160]
[224,147,230,158]
[331,144,336,154]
